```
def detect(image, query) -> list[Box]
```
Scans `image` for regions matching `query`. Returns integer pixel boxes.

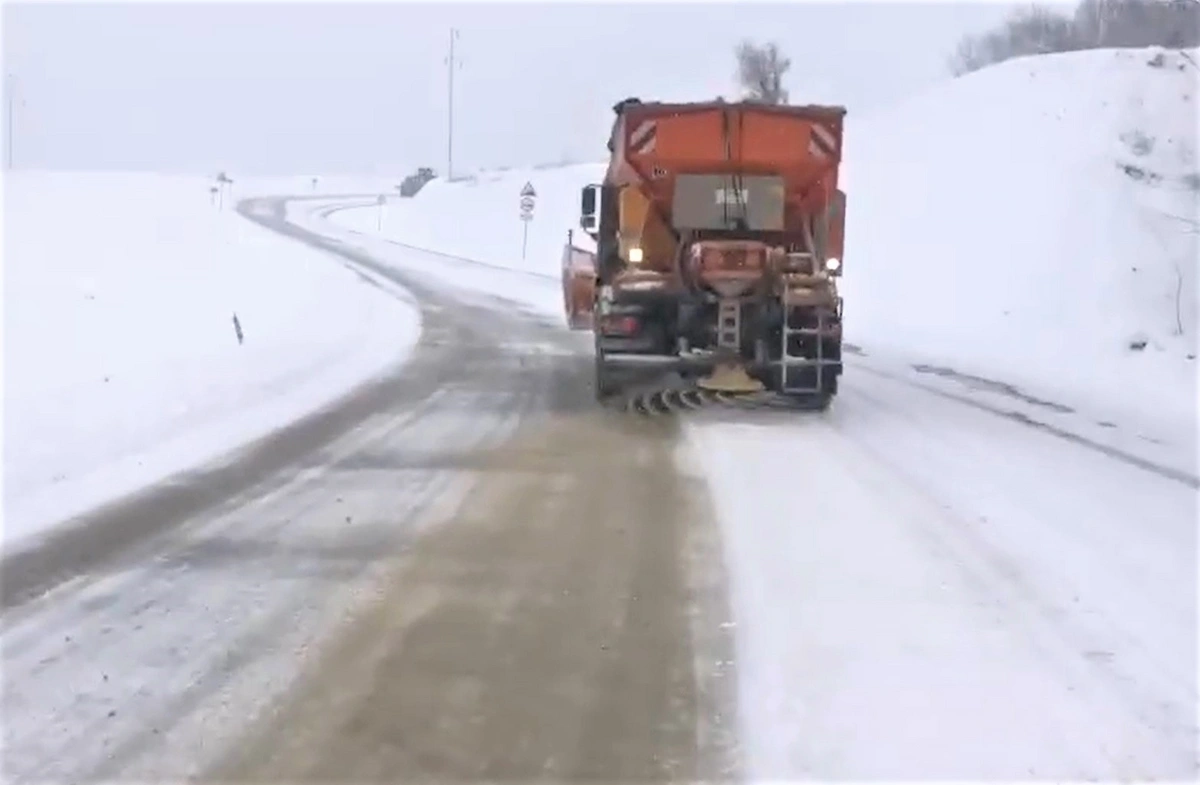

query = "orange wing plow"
[561,231,597,331]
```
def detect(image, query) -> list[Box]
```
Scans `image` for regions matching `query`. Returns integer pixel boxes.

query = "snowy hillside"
[840,46,1198,432]
[3,172,420,551]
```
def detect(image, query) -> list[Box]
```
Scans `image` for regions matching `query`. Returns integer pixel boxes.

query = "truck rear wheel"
[810,391,834,412]
[781,373,837,411]
[810,370,839,411]
[783,390,834,411]
[594,335,618,400]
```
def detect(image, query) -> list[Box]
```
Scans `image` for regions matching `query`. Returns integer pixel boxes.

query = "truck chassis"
[591,275,843,409]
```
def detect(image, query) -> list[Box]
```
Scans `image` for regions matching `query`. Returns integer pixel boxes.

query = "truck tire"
[809,371,838,411]
[781,391,833,411]
[594,336,618,400]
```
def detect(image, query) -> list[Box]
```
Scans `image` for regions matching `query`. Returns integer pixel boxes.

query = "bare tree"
[1090,0,1200,48]
[1007,5,1079,54]
[948,0,1200,77]
[736,40,791,104]
[1074,0,1121,47]
[950,4,1079,75]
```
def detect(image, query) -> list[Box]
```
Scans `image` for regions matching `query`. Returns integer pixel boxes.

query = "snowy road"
[2,194,1193,781]
[1,195,736,783]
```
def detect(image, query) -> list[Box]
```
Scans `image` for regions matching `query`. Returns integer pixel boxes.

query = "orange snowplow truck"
[562,97,847,407]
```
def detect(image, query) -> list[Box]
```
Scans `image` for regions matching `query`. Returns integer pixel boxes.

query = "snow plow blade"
[561,231,596,331]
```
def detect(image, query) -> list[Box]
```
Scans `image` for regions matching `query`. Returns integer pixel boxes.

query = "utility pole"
[6,73,15,170]
[445,28,460,181]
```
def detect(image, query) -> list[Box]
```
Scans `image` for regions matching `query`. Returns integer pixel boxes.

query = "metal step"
[780,298,832,393]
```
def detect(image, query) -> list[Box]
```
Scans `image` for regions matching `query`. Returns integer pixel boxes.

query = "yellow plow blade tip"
[695,363,766,394]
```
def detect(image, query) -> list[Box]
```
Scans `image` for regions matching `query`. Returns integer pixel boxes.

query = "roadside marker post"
[519,182,537,260]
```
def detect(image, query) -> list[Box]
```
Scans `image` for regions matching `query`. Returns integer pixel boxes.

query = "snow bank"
[840,46,1199,432]
[3,171,421,552]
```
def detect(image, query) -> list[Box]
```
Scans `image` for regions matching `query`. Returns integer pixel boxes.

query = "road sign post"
[377,194,386,231]
[519,182,537,260]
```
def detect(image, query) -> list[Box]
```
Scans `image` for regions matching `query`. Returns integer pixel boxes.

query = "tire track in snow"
[851,362,1198,489]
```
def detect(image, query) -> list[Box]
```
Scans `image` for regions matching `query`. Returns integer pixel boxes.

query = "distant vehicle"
[399,167,436,197]
[562,98,848,408]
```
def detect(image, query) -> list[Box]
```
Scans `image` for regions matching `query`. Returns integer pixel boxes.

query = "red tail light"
[599,315,639,335]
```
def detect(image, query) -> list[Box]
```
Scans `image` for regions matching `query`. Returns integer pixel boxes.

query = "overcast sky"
[3,1,1030,176]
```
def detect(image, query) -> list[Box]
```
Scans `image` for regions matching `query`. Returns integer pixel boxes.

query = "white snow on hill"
[840,46,1198,433]
[3,172,420,552]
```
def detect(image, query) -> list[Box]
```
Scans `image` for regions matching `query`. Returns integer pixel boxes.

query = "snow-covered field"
[321,45,1198,779]
[3,172,420,553]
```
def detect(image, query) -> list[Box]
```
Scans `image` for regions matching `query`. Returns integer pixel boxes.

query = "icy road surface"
[1,194,737,783]
[1,193,1193,782]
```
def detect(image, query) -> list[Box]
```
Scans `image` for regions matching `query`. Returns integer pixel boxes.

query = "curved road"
[1,195,737,783]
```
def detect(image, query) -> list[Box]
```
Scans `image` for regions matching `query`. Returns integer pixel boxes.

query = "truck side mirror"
[580,184,601,235]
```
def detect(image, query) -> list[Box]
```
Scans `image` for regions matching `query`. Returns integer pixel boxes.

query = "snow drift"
[840,46,1198,432]
[3,172,420,551]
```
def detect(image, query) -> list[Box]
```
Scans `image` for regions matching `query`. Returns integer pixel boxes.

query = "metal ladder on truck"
[778,255,840,394]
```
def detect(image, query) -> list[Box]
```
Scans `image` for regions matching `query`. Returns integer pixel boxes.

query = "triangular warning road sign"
[520,182,537,198]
